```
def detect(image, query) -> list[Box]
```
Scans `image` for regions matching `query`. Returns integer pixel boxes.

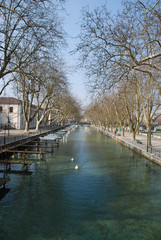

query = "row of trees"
[78,0,161,146]
[0,0,81,132]
[85,75,161,146]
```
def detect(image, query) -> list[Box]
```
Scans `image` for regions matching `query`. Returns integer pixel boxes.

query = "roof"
[0,97,22,104]
[156,116,161,120]
[0,97,43,110]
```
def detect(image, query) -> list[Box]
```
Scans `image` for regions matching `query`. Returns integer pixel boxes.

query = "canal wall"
[96,127,161,166]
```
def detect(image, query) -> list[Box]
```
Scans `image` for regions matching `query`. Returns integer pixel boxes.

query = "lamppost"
[3,125,6,145]
[7,116,10,136]
[147,131,149,152]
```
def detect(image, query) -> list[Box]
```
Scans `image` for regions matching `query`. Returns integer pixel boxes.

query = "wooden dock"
[21,145,51,148]
[32,140,59,146]
[2,149,46,160]
[0,126,69,191]
[4,150,45,154]
[0,160,33,171]
[21,144,58,148]
[0,160,32,165]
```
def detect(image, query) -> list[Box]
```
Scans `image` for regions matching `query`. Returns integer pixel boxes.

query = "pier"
[0,125,73,200]
[4,149,45,159]
[0,160,33,171]
[0,127,64,189]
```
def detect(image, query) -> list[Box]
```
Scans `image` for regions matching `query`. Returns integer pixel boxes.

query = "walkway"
[116,131,161,151]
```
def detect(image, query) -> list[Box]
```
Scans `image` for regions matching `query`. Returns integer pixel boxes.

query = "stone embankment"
[96,127,161,166]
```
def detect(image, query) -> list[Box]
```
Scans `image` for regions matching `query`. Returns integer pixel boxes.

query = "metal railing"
[0,125,67,147]
[148,147,161,158]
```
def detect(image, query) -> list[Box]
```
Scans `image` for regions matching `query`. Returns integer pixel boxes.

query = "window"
[8,117,12,125]
[9,107,13,113]
[0,106,2,112]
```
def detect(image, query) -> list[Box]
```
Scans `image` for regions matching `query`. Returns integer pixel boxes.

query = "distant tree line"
[77,0,161,146]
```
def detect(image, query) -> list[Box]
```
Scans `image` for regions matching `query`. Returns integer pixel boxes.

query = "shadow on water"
[0,187,10,200]
[0,169,33,175]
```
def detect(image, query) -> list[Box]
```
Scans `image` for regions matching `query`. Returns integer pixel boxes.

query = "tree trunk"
[121,126,125,137]
[35,120,41,131]
[132,130,136,141]
[25,121,30,133]
[136,129,139,134]
[147,125,152,147]
[129,124,133,133]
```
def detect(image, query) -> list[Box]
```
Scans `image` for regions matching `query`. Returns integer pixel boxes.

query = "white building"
[0,97,39,129]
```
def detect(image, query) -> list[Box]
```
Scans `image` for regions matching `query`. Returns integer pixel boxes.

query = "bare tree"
[77,0,161,147]
[0,0,66,94]
[117,77,143,140]
[34,62,68,131]
[77,0,161,92]
[16,71,40,132]
[49,94,81,126]
[84,103,102,127]
[15,57,69,132]
[136,72,161,146]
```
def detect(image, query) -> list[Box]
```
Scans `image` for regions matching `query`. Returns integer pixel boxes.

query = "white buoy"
[75,165,78,170]
[71,157,74,161]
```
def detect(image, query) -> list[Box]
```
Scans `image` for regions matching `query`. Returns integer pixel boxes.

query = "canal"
[0,126,161,240]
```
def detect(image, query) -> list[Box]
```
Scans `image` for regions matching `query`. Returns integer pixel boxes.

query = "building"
[154,116,161,126]
[0,97,40,129]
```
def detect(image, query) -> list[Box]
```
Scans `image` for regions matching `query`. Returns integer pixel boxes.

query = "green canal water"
[0,126,161,240]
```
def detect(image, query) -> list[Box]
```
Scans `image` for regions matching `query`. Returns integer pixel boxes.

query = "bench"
[136,139,142,144]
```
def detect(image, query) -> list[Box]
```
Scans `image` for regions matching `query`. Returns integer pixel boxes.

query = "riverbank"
[96,127,161,166]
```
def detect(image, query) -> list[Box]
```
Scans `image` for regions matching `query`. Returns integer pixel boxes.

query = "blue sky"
[62,0,123,108]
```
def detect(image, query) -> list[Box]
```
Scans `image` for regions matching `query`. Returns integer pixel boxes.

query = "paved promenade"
[115,131,161,152]
[99,128,161,166]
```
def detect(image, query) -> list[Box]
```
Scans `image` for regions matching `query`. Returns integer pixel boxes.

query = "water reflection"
[0,126,161,239]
